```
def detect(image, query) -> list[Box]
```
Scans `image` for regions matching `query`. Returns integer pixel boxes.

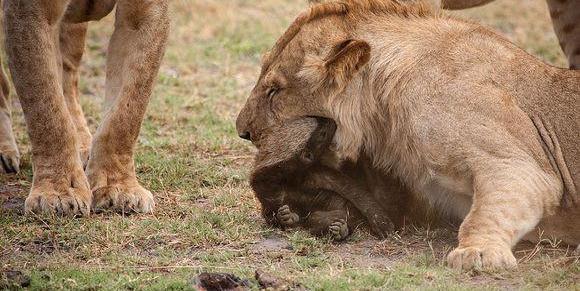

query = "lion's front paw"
[447,245,516,271]
[24,168,91,216]
[87,151,154,214]
[276,205,299,226]
[328,219,349,241]
[92,181,154,213]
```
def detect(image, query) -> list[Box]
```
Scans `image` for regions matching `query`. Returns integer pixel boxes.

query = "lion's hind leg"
[86,0,169,213]
[447,159,562,271]
[60,22,92,167]
[0,59,19,174]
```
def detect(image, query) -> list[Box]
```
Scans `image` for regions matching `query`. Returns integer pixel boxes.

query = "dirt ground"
[1,0,578,290]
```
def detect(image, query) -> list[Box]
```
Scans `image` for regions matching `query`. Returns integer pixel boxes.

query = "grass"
[1,0,578,290]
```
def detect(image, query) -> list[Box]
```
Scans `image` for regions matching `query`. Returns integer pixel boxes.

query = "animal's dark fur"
[250,117,399,240]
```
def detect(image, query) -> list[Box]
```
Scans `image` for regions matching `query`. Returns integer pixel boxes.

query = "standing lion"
[1,0,169,215]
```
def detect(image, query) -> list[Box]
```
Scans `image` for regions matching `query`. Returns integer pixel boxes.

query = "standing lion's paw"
[276,205,299,226]
[87,152,155,214]
[447,245,517,271]
[328,219,349,241]
[0,149,19,174]
[92,182,155,214]
[24,167,91,216]
[0,112,20,174]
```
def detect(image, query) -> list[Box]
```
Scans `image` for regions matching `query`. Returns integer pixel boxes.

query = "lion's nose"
[239,131,251,140]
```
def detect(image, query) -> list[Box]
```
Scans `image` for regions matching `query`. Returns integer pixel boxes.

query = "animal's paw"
[87,152,154,214]
[328,219,349,241]
[447,245,517,271]
[276,205,299,226]
[368,213,394,239]
[0,112,20,174]
[24,167,91,216]
[92,181,155,213]
[0,149,19,174]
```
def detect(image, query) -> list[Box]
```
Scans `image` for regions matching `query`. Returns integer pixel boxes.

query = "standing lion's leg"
[86,0,169,213]
[546,0,580,69]
[447,162,561,270]
[0,57,20,174]
[4,0,91,215]
[60,22,91,167]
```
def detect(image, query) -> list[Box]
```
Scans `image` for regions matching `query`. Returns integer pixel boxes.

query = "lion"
[0,0,169,215]
[251,116,403,240]
[236,0,579,270]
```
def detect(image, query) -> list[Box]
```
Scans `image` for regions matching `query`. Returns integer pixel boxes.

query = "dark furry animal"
[250,117,399,240]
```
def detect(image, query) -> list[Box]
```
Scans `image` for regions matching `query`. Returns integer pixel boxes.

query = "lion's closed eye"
[267,87,280,100]
[267,87,282,113]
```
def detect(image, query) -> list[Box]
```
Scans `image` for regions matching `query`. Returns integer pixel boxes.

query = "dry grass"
[1,0,578,290]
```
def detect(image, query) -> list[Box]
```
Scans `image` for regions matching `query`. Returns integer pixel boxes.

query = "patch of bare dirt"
[0,182,26,213]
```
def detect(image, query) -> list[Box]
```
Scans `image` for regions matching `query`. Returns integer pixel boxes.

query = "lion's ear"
[323,39,371,89]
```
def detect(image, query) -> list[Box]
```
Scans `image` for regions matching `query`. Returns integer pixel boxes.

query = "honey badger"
[250,117,398,240]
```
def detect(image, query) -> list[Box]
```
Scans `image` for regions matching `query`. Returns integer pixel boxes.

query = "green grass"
[1,0,578,290]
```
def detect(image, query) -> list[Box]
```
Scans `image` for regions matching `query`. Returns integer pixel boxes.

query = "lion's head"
[236,0,432,150]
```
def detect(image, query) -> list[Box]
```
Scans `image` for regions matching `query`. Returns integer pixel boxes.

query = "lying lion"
[237,0,579,270]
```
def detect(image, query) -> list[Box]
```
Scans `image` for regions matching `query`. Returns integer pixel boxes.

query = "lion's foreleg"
[0,55,19,174]
[86,0,169,213]
[60,22,91,167]
[447,161,561,270]
[4,0,91,215]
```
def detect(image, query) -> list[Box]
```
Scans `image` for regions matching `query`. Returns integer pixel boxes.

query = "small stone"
[193,272,249,291]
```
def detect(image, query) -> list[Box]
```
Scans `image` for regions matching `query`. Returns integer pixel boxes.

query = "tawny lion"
[236,0,579,270]
[0,0,169,215]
